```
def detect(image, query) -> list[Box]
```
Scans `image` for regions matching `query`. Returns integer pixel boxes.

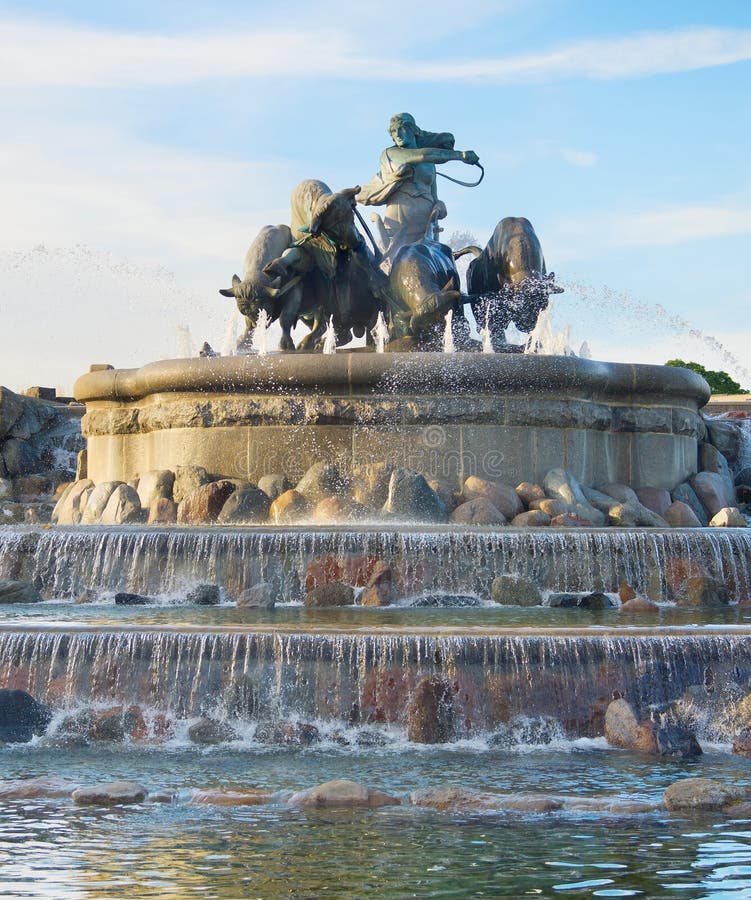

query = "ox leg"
[278,287,303,352]
[410,289,462,333]
[298,314,326,351]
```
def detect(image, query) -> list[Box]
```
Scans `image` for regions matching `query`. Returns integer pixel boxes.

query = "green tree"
[665,359,749,394]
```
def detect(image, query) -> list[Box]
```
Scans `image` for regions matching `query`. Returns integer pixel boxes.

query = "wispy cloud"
[0,20,749,87]
[561,149,598,167]
[613,204,751,246]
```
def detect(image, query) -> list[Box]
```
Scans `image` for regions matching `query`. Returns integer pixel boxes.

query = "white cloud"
[561,149,598,167]
[0,20,749,87]
[613,205,751,246]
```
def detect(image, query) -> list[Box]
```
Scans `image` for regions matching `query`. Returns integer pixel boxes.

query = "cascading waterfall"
[1,628,749,740]
[2,526,750,602]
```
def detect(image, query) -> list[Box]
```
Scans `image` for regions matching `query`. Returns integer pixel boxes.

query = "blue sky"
[0,1,749,391]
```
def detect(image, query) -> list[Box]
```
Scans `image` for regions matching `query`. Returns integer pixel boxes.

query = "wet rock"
[0,579,42,604]
[619,596,660,614]
[736,466,751,488]
[255,721,320,746]
[0,386,26,439]
[406,675,454,744]
[655,725,702,759]
[550,513,590,527]
[0,776,81,799]
[77,705,147,742]
[461,476,522,520]
[269,489,309,524]
[427,478,458,513]
[114,592,150,606]
[237,582,276,609]
[173,465,211,504]
[409,786,562,814]
[217,486,271,524]
[664,500,702,528]
[450,498,506,525]
[360,561,396,607]
[596,482,638,504]
[516,482,546,506]
[136,469,175,508]
[690,471,736,519]
[530,498,569,518]
[178,480,236,524]
[512,509,552,527]
[544,469,605,524]
[186,584,221,605]
[296,462,347,503]
[52,478,94,524]
[619,582,637,603]
[148,497,178,524]
[607,500,668,528]
[188,717,238,745]
[0,689,52,742]
[406,593,480,608]
[547,592,580,608]
[257,473,290,502]
[636,487,672,517]
[577,591,617,609]
[675,576,732,608]
[582,485,622,514]
[305,582,355,607]
[288,779,400,808]
[489,715,563,748]
[190,789,272,806]
[706,417,744,464]
[732,731,751,758]
[672,482,710,526]
[80,480,123,524]
[305,555,379,590]
[382,468,446,522]
[604,699,657,753]
[2,438,41,477]
[351,463,394,510]
[709,506,747,528]
[72,781,148,806]
[699,441,734,487]
[100,483,142,525]
[490,575,543,607]
[311,495,352,523]
[663,777,745,811]
[13,474,50,501]
[0,477,11,501]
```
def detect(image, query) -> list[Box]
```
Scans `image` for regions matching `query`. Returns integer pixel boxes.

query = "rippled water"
[2,746,751,898]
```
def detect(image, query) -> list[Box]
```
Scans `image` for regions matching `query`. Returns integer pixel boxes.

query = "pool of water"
[2,744,751,898]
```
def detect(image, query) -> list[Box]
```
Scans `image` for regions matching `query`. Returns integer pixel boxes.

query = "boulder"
[80,481,123,524]
[736,466,751,488]
[582,486,621,514]
[172,465,211,504]
[305,582,355,607]
[52,478,94,524]
[490,575,543,607]
[690,471,735,518]
[0,477,11,501]
[217,487,270,524]
[664,500,702,528]
[0,776,81,799]
[619,582,636,602]
[186,584,221,605]
[511,509,551,527]
[311,496,352,523]
[382,468,446,522]
[190,789,272,806]
[663,778,744,811]
[709,507,747,528]
[450,498,506,526]
[148,497,178,524]
[550,513,589,527]
[619,596,660,614]
[0,386,26,439]
[577,591,617,609]
[352,463,395,510]
[706,417,744,464]
[72,781,148,806]
[295,462,346,503]
[0,579,42,604]
[516,482,546,506]
[188,717,238,745]
[732,731,751,758]
[607,500,668,528]
[305,555,379,590]
[360,561,396,607]
[2,438,41,477]
[596,482,638,504]
[636,487,672,517]
[288,779,400,808]
[672,482,709,526]
[406,675,454,744]
[530,498,569,518]
[427,478,458,513]
[270,489,308,524]
[257,473,290,501]
[655,725,702,758]
[100,484,142,525]
[409,785,562,814]
[136,469,175,508]
[461,476,522,520]
[237,583,276,609]
[178,480,236,524]
[543,469,605,525]
[675,576,732,608]
[13,474,50,501]
[255,721,320,746]
[114,592,150,606]
[0,689,52,742]
[604,698,657,752]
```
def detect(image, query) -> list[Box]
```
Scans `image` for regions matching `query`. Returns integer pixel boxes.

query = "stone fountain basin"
[74,353,709,488]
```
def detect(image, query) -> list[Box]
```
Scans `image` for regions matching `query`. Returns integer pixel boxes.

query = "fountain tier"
[74,353,709,489]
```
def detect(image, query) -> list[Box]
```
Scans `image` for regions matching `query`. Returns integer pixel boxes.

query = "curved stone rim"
[74,353,711,408]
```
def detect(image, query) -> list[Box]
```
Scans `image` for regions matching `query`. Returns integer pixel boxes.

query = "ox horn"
[219,273,242,297]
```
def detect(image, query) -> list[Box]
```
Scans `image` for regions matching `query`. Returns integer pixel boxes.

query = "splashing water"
[524,306,574,356]
[252,309,270,357]
[480,306,494,354]
[322,317,337,355]
[371,311,389,353]
[443,310,455,353]
[175,324,197,358]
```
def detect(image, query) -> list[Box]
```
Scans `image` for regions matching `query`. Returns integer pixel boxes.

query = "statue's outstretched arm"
[386,147,479,167]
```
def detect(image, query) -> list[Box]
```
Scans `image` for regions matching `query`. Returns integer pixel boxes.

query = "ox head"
[219,273,301,323]
[308,186,362,250]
